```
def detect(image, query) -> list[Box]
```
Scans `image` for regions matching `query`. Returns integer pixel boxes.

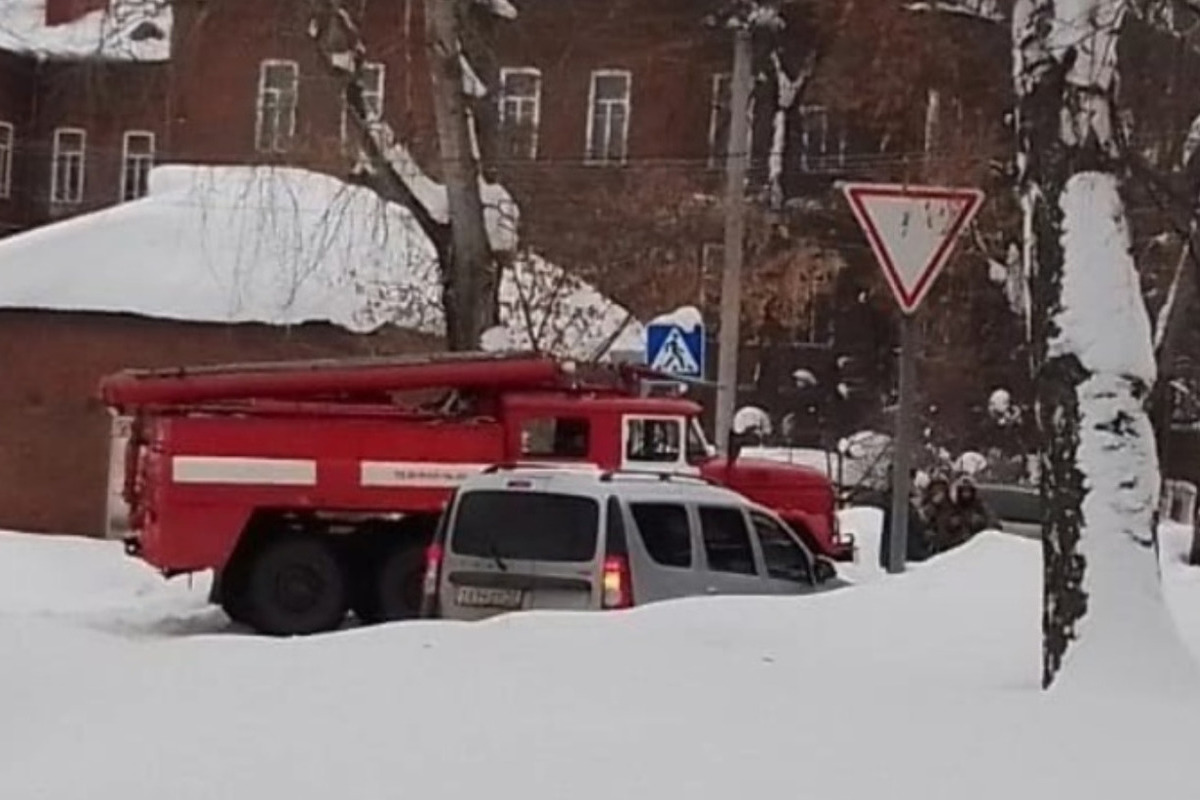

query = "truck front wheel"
[243,535,348,636]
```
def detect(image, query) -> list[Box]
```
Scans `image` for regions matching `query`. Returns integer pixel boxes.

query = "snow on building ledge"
[0,0,172,62]
[0,164,642,360]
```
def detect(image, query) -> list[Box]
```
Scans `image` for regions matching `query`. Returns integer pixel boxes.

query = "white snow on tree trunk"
[1052,172,1196,692]
[767,53,804,209]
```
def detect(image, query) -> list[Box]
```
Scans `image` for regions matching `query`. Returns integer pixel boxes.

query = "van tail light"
[419,543,444,618]
[601,555,633,610]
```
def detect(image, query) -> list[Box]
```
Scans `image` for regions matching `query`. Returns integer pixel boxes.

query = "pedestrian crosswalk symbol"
[646,323,704,379]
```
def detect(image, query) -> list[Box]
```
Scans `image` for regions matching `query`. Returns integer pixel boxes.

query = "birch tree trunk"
[1014,0,1194,691]
[426,0,496,350]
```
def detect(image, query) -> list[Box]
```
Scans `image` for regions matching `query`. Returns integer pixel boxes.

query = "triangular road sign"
[842,183,985,314]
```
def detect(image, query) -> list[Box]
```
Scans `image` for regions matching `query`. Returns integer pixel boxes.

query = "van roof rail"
[597,469,721,487]
[482,461,602,474]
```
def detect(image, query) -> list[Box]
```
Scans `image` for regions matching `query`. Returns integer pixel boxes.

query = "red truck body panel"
[105,353,852,576]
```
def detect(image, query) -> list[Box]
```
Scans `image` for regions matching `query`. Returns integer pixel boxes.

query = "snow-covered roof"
[0,1,171,62]
[0,164,642,359]
[903,0,1005,23]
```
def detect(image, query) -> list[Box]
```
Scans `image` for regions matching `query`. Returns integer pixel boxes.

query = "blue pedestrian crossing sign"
[646,321,705,379]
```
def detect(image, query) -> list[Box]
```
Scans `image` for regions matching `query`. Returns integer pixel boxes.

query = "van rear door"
[442,489,601,620]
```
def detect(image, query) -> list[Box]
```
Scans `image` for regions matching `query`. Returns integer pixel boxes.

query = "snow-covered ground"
[0,0,171,61]
[0,516,1198,798]
[0,165,642,358]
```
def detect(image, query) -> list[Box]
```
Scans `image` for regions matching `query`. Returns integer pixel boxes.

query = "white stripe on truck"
[171,456,318,486]
[360,461,490,488]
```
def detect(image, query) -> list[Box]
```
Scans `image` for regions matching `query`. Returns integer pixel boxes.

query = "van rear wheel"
[243,535,348,636]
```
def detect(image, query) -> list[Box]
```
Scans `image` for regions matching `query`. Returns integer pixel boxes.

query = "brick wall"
[169,0,436,171]
[0,310,436,536]
[0,50,34,236]
[24,59,170,224]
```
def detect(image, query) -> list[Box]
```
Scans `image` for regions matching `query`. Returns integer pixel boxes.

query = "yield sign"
[841,183,985,314]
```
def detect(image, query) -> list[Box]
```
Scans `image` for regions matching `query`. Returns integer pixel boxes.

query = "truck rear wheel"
[374,541,427,622]
[352,540,426,624]
[243,535,348,636]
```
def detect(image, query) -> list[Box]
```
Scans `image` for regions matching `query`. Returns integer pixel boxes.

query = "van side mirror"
[813,558,836,584]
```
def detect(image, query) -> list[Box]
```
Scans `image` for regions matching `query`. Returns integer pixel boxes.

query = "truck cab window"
[685,419,711,464]
[624,417,683,464]
[520,417,590,458]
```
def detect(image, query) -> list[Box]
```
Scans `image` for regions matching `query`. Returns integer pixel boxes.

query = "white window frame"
[797,105,829,172]
[50,127,86,205]
[707,72,754,170]
[620,414,696,474]
[708,73,730,169]
[0,122,12,199]
[499,66,542,159]
[255,59,299,154]
[699,242,724,308]
[341,61,386,145]
[585,69,632,166]
[119,130,155,202]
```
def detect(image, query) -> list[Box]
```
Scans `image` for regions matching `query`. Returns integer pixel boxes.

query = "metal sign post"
[840,182,984,574]
[889,315,917,574]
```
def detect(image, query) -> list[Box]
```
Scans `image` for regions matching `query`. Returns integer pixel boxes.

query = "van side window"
[751,513,811,583]
[625,418,682,463]
[630,502,692,567]
[605,495,628,556]
[520,417,590,458]
[699,506,756,575]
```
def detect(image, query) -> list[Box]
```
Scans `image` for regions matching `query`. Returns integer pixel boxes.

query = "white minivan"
[420,465,840,620]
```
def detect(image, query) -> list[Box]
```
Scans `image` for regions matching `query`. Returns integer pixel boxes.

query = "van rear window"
[450,490,600,562]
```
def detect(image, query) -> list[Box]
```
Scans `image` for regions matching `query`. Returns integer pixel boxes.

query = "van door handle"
[705,586,719,595]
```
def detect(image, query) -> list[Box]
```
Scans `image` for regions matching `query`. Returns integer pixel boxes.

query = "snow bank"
[1,526,1199,797]
[0,165,641,359]
[0,0,171,61]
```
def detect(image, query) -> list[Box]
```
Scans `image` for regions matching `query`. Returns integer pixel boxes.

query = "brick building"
[0,1,171,235]
[4,0,1197,534]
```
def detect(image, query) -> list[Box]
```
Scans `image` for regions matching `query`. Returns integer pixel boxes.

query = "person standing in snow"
[878,466,931,567]
[945,478,999,548]
[919,474,956,554]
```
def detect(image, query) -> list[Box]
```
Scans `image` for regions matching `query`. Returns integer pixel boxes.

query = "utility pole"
[425,0,493,350]
[715,26,753,455]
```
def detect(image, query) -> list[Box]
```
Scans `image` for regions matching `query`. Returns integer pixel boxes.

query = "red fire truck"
[100,351,852,635]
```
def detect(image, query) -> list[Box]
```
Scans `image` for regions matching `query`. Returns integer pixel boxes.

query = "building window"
[708,72,753,169]
[798,105,827,170]
[120,131,155,202]
[341,61,386,144]
[699,242,724,313]
[256,59,299,153]
[585,69,631,165]
[0,122,12,199]
[51,127,86,205]
[499,67,541,160]
[797,105,844,171]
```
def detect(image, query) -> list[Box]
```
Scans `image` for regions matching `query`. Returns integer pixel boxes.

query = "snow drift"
[0,517,1199,798]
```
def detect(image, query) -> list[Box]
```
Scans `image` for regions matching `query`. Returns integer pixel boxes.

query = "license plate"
[455,585,524,609]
